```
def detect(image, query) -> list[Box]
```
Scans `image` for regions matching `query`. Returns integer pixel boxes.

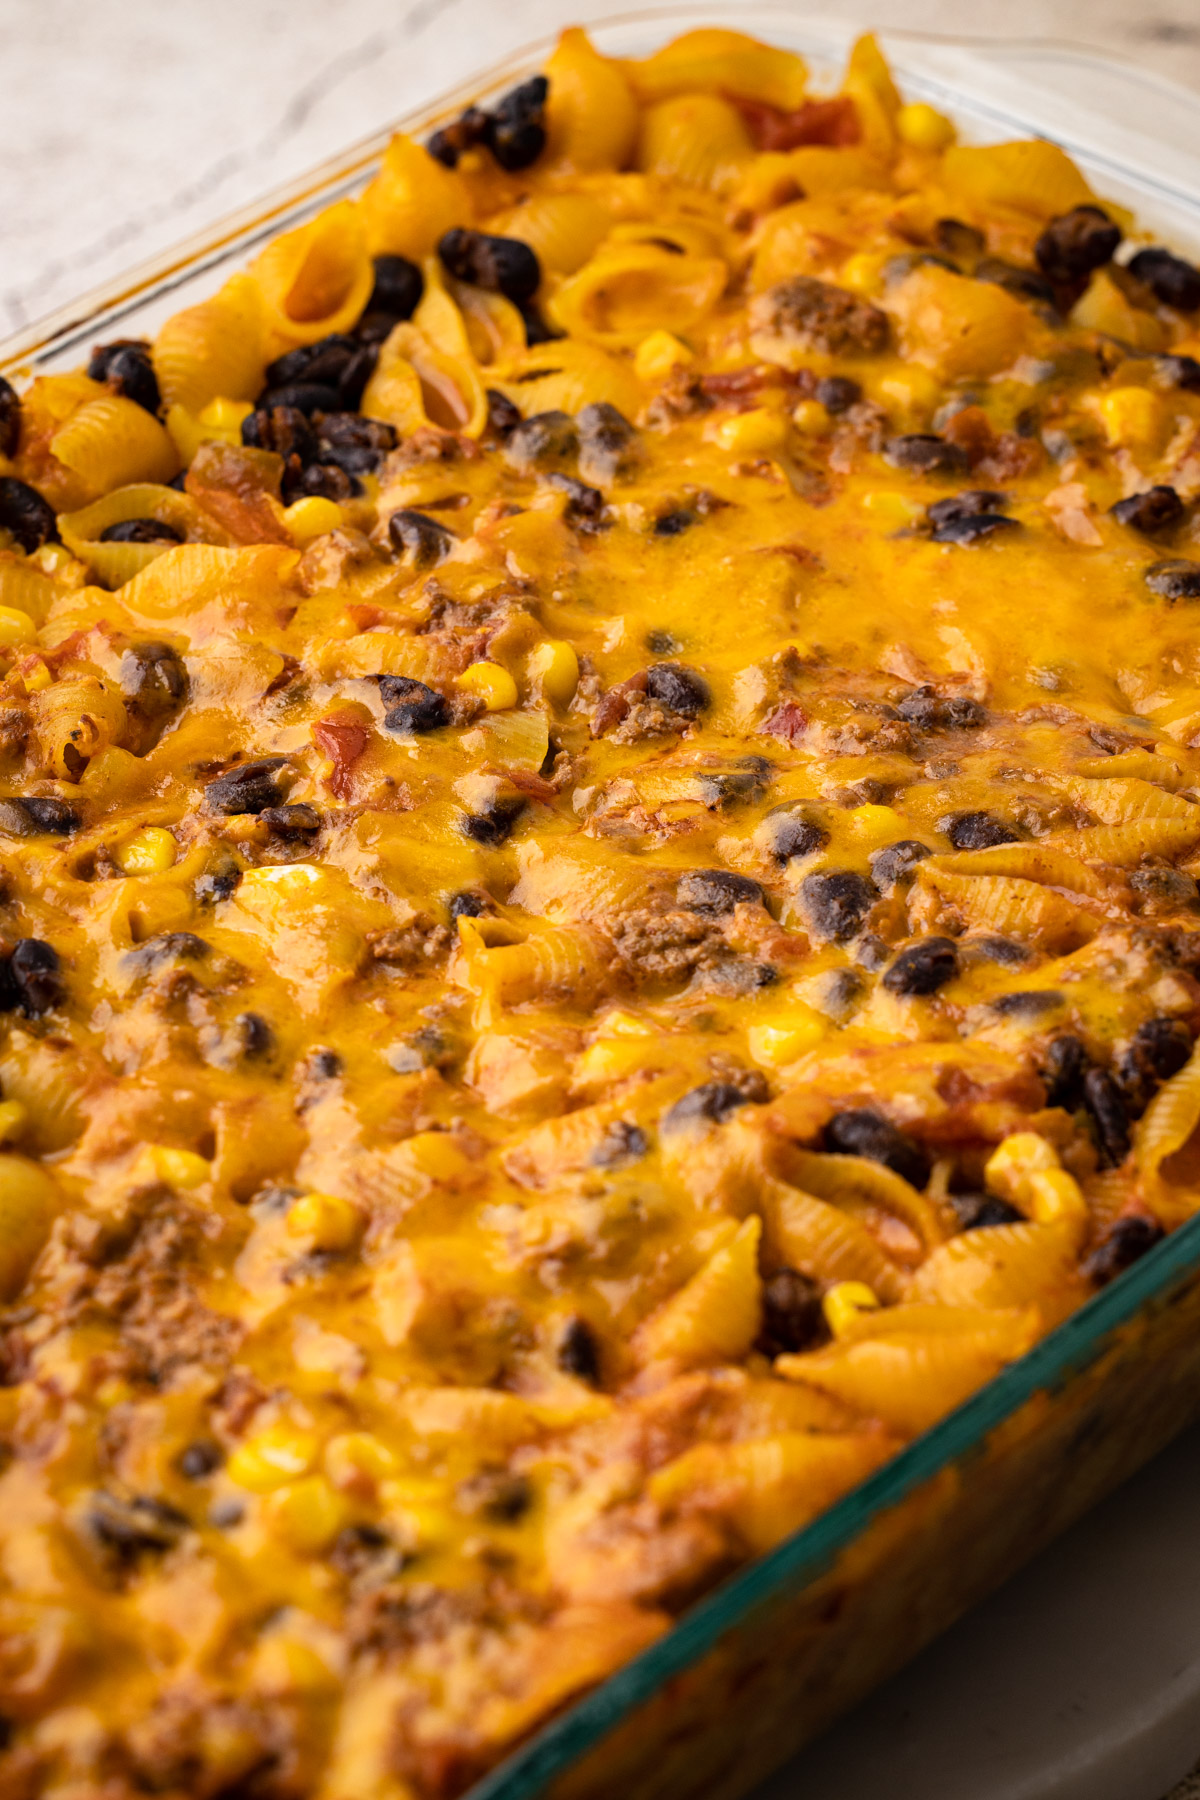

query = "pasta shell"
[840,33,902,164]
[153,273,266,412]
[911,866,1100,952]
[637,94,754,194]
[457,923,610,1027]
[446,281,527,368]
[360,131,472,259]
[634,1216,762,1368]
[547,244,727,347]
[50,396,178,502]
[911,1218,1082,1321]
[492,192,611,277]
[58,483,231,588]
[782,1149,945,1248]
[31,675,128,781]
[251,201,373,356]
[0,559,56,622]
[942,140,1097,219]
[628,30,809,111]
[1135,1044,1200,1225]
[927,845,1111,900]
[495,341,642,419]
[117,544,298,620]
[886,264,1032,380]
[784,1325,1032,1435]
[543,29,640,174]
[363,322,486,439]
[762,1178,910,1303]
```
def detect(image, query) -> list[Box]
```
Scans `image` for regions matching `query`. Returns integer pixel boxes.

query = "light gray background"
[3,1,1200,1795]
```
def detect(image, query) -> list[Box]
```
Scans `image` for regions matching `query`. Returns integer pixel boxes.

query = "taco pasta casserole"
[4,22,1200,1797]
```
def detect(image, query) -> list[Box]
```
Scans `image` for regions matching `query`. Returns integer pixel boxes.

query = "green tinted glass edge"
[472,1211,1200,1800]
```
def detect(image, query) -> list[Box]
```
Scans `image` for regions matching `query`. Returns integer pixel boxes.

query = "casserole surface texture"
[5,24,1200,1797]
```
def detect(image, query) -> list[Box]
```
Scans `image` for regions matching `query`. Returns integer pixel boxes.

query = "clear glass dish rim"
[7,12,1200,1794]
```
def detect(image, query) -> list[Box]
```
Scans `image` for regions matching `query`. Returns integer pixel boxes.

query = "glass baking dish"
[8,11,1200,1799]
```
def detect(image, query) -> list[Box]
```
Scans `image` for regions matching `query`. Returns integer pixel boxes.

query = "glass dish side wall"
[7,14,1200,1800]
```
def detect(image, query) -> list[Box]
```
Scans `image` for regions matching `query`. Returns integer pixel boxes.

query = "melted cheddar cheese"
[2,26,1200,1798]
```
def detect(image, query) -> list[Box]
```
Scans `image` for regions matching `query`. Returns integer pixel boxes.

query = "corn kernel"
[30,543,75,577]
[838,251,889,296]
[286,1190,363,1252]
[284,496,343,544]
[0,608,36,649]
[714,408,789,456]
[880,366,943,421]
[862,490,926,531]
[198,396,254,435]
[824,1281,881,1337]
[457,661,518,711]
[791,400,830,437]
[151,1146,211,1190]
[635,330,694,382]
[844,803,910,847]
[1026,1166,1089,1229]
[597,1009,654,1038]
[897,102,956,152]
[747,1010,828,1067]
[228,1422,321,1492]
[985,1131,1058,1207]
[267,1474,351,1553]
[0,1101,29,1146]
[114,826,177,876]
[325,1431,401,1492]
[1096,385,1166,451]
[527,639,579,707]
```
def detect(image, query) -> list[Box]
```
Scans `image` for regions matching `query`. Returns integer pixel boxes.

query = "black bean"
[204,758,288,816]
[590,1120,648,1168]
[884,251,959,286]
[1128,247,1200,312]
[517,301,563,346]
[329,1522,408,1586]
[895,685,987,729]
[195,857,241,904]
[1145,558,1200,601]
[645,628,680,655]
[263,332,374,411]
[387,508,456,567]
[0,939,61,1017]
[1110,486,1185,535]
[926,490,1008,530]
[86,1491,188,1565]
[945,811,1019,850]
[364,254,424,323]
[309,1048,343,1081]
[0,477,58,553]
[260,802,320,840]
[547,471,604,524]
[931,511,1019,546]
[1043,1036,1086,1101]
[676,869,765,916]
[815,375,861,414]
[974,257,1057,306]
[1155,354,1200,392]
[654,510,694,536]
[242,404,317,463]
[122,933,209,974]
[448,890,491,919]
[254,382,342,417]
[87,340,161,415]
[98,517,185,545]
[645,662,709,716]
[864,840,928,893]
[662,1079,766,1133]
[1035,206,1121,285]
[950,1192,1025,1230]
[427,105,492,168]
[503,409,578,472]
[0,797,79,836]
[175,1440,224,1480]
[120,642,189,744]
[557,1315,601,1383]
[234,1012,274,1059]
[883,936,958,997]
[756,1268,826,1357]
[0,377,20,459]
[1081,1214,1165,1284]
[974,935,1031,966]
[461,795,525,845]
[991,989,1064,1017]
[1115,1015,1192,1117]
[1082,1067,1131,1166]
[934,218,985,259]
[823,1107,930,1188]
[799,870,877,943]
[882,435,969,476]
[438,228,541,303]
[577,400,636,482]
[486,76,549,171]
[457,1470,532,1522]
[284,460,356,505]
[379,675,448,735]
[484,389,522,439]
[697,765,769,809]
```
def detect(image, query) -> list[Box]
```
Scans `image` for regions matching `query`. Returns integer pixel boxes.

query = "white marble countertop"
[4,1,1200,1795]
